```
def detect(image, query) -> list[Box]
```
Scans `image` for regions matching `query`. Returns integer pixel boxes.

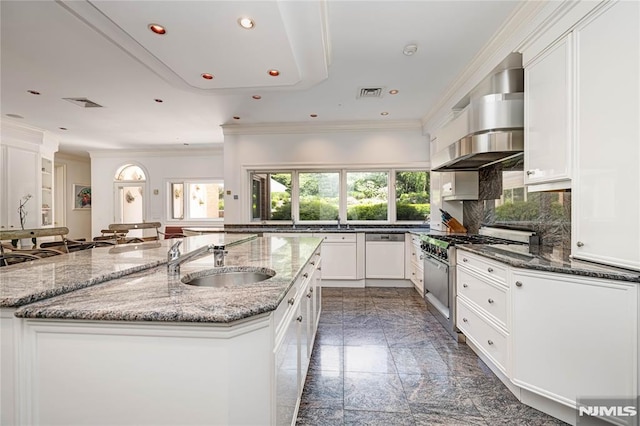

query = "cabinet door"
[274,307,300,426]
[318,242,357,280]
[524,34,572,190]
[512,269,638,410]
[5,147,39,229]
[572,1,640,271]
[365,241,405,279]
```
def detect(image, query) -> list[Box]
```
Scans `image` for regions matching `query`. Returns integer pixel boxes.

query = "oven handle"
[423,254,449,271]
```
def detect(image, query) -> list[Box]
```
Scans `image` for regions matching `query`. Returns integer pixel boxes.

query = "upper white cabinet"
[441,172,479,201]
[41,156,53,227]
[572,0,640,271]
[523,35,572,191]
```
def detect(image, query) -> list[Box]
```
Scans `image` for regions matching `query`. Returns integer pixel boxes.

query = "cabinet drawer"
[457,268,508,327]
[457,251,507,283]
[313,233,357,243]
[457,299,508,374]
[274,280,301,335]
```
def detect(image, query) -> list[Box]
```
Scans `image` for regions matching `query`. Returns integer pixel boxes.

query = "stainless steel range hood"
[432,68,524,171]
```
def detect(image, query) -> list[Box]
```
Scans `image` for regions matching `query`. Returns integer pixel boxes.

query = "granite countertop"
[222,225,430,234]
[457,244,640,283]
[14,235,322,323]
[0,233,256,308]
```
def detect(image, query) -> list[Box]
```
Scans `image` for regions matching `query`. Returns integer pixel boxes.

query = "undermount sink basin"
[181,266,276,288]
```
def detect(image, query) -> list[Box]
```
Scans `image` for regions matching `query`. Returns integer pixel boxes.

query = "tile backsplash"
[462,161,571,261]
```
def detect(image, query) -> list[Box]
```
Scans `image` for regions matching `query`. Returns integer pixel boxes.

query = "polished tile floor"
[296,287,567,426]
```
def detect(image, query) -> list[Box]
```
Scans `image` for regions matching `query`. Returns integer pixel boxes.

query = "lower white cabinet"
[511,268,638,412]
[407,234,424,295]
[456,249,639,425]
[313,233,364,285]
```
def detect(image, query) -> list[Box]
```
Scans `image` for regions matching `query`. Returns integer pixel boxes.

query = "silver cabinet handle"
[419,255,423,260]
[526,170,535,176]
[309,288,313,293]
[487,340,494,345]
[488,298,494,304]
[462,318,468,323]
[288,298,295,305]
[307,293,312,298]
[310,261,315,265]
[487,267,494,273]
[462,258,468,262]
[463,283,468,288]
[515,281,523,287]
[296,315,303,322]
[303,273,309,278]
[576,241,584,247]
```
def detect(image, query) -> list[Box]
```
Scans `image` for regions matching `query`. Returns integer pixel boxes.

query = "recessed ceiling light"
[149,24,166,35]
[238,17,255,29]
[389,89,399,95]
[310,114,318,118]
[233,116,240,120]
[59,127,68,131]
[252,95,262,100]
[403,44,418,56]
[268,69,280,77]
[154,98,163,103]
[5,114,24,119]
[201,73,214,80]
[381,112,389,116]
[27,90,41,95]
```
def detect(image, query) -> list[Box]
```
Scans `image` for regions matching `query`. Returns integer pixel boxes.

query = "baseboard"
[365,279,413,288]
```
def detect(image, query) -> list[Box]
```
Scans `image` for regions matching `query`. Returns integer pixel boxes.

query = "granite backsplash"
[462,160,571,261]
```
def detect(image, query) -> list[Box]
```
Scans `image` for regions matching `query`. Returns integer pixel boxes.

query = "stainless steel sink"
[181,266,276,288]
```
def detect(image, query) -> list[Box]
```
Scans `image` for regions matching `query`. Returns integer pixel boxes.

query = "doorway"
[113,164,147,238]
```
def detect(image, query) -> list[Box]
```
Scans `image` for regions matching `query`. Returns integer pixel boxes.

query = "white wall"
[55,153,92,240]
[223,123,429,224]
[89,148,224,238]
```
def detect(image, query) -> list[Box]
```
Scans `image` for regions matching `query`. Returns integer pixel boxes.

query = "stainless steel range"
[420,231,529,341]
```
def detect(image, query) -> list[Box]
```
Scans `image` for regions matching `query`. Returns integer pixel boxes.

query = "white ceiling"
[1,0,522,155]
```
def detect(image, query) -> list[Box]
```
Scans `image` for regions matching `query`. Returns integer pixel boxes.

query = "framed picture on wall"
[73,184,91,210]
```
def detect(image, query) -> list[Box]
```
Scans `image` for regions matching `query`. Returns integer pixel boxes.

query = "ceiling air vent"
[357,87,383,99]
[63,97,103,108]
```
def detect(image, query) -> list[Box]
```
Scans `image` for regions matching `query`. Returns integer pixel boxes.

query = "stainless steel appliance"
[420,232,528,340]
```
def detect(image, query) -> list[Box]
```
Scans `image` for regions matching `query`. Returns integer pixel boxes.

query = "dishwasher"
[364,233,405,279]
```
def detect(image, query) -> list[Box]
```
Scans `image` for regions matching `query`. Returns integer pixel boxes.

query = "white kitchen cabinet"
[456,250,510,375]
[511,268,638,418]
[523,34,572,191]
[1,124,58,233]
[406,234,424,295]
[365,234,405,279]
[572,0,640,271]
[313,233,363,285]
[441,171,479,201]
[40,156,53,227]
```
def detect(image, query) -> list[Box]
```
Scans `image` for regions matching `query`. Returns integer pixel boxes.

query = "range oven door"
[423,254,450,309]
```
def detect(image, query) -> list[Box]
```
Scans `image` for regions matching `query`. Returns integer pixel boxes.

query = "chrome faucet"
[292,218,296,230]
[167,241,227,275]
[337,216,341,230]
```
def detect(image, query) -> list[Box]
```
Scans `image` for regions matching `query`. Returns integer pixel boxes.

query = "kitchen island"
[1,234,322,426]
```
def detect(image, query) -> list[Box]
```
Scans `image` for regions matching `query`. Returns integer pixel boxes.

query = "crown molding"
[89,146,223,159]
[221,120,423,135]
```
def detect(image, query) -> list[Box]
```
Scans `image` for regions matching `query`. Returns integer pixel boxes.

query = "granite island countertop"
[14,235,322,323]
[0,233,257,308]
[208,224,431,235]
[457,244,640,283]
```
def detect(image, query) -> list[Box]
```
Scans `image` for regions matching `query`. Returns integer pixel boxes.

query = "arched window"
[115,164,146,181]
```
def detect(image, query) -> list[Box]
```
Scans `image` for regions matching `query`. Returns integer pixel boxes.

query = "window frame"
[166,179,225,222]
[247,167,429,225]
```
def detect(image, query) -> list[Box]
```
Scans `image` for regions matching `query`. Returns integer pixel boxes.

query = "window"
[251,172,292,220]
[249,168,430,223]
[346,171,388,221]
[395,171,430,221]
[169,180,224,221]
[299,172,340,221]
